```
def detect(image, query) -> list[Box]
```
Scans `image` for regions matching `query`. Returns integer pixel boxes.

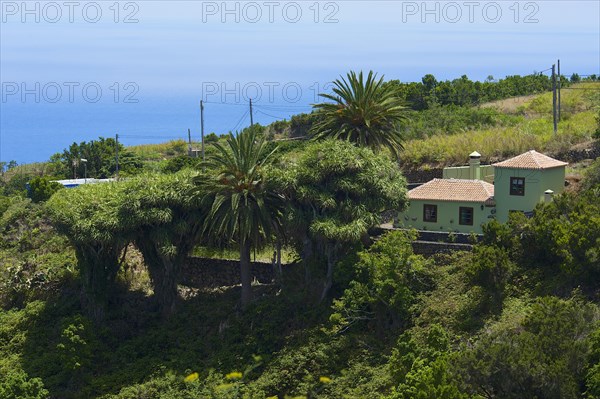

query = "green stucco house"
[491,150,567,223]
[399,150,567,234]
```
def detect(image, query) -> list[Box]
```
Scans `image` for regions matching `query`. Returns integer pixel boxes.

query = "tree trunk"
[276,241,282,277]
[77,244,122,323]
[154,256,179,318]
[272,241,283,284]
[302,236,314,286]
[240,239,253,309]
[320,243,335,302]
[136,239,181,317]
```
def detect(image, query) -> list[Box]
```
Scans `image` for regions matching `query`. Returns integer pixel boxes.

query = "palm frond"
[311,70,408,159]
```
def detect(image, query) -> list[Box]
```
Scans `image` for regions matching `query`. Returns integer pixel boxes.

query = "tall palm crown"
[196,129,283,246]
[310,71,407,159]
[195,128,284,307]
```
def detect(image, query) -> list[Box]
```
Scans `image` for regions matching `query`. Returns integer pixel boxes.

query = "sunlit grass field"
[400,82,599,167]
[193,245,299,264]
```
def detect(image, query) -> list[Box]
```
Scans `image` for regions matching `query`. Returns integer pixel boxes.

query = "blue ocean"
[0,94,314,164]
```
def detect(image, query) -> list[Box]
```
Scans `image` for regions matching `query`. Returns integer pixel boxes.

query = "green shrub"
[56,315,95,374]
[27,177,63,203]
[0,199,76,308]
[388,325,467,399]
[582,158,600,191]
[0,370,49,399]
[585,326,600,398]
[161,155,200,173]
[464,245,516,315]
[330,230,435,333]
[457,296,599,399]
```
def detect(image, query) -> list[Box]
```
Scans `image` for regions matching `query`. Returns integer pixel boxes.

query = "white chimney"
[469,151,481,180]
[544,189,554,203]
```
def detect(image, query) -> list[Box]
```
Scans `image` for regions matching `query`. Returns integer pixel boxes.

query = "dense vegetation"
[1,71,599,398]
[1,184,599,398]
[387,73,555,110]
[48,137,144,179]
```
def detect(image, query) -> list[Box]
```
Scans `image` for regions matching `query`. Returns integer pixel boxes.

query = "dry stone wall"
[181,258,295,289]
[401,168,443,184]
[411,240,472,256]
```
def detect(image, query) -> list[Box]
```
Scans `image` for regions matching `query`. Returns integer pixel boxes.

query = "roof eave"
[493,163,567,170]
[408,197,494,203]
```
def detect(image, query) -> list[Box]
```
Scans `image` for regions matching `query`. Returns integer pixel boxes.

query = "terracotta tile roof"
[492,150,567,170]
[408,179,494,203]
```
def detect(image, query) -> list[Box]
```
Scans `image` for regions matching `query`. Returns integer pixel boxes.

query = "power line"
[119,135,185,140]
[231,110,249,132]
[254,103,312,109]
[201,100,247,107]
[202,100,311,109]
[256,109,289,121]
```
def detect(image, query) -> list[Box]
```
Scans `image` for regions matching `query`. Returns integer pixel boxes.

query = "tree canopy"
[47,171,205,318]
[47,181,128,320]
[311,71,408,159]
[118,171,204,316]
[269,139,408,299]
[48,137,142,179]
[27,177,63,203]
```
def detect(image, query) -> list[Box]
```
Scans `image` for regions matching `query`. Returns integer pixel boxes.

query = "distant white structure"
[52,178,115,188]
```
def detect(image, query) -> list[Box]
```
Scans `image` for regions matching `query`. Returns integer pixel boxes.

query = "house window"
[510,177,525,196]
[459,207,474,225]
[423,204,437,223]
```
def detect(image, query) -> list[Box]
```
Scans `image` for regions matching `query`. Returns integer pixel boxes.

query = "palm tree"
[195,128,285,308]
[310,71,408,159]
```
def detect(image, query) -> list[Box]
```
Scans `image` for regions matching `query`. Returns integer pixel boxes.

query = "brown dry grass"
[479,94,539,113]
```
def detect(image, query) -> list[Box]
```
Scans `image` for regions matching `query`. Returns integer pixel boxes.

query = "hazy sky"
[1,0,599,162]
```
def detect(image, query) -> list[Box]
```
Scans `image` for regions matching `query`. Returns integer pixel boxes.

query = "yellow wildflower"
[225,371,243,380]
[319,376,332,383]
[183,372,199,383]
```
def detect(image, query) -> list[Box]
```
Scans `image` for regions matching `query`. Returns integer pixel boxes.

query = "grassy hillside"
[400,82,599,167]
[128,140,191,161]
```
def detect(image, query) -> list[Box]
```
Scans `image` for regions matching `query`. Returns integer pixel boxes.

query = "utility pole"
[200,100,205,163]
[81,158,88,184]
[552,64,557,134]
[187,128,193,157]
[115,133,120,180]
[249,98,254,126]
[557,59,561,121]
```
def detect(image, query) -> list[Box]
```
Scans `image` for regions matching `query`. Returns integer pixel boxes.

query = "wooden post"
[200,100,205,163]
[552,64,557,134]
[557,59,561,121]
[249,98,254,126]
[115,134,120,180]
